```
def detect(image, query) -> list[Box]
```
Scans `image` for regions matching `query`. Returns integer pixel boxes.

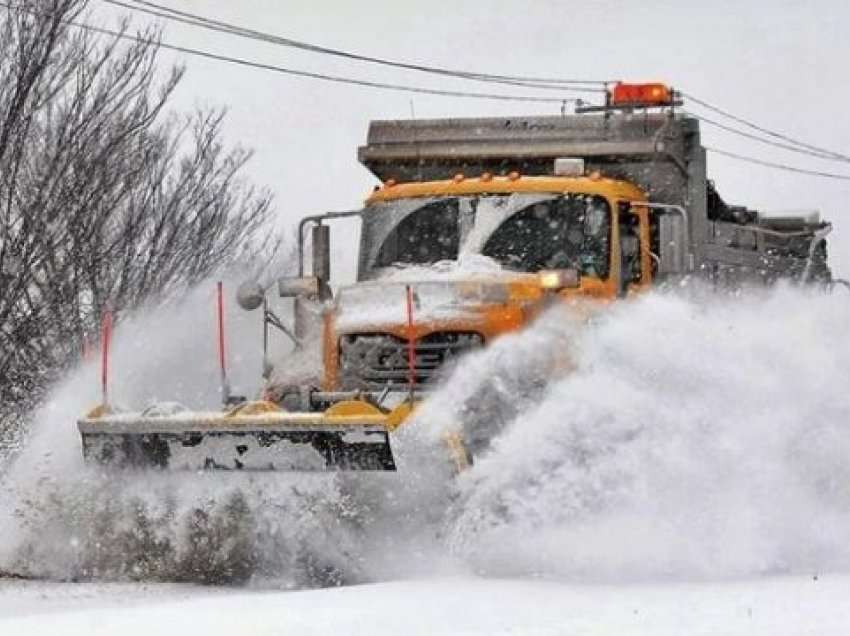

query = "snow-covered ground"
[2,575,849,635]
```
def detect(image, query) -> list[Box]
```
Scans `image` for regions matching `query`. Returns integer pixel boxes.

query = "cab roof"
[365,174,647,206]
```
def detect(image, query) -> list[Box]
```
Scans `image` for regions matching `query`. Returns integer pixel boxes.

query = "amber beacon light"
[609,82,674,107]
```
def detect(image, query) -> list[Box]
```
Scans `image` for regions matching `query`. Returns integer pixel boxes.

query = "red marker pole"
[405,285,416,404]
[216,281,230,404]
[100,308,112,406]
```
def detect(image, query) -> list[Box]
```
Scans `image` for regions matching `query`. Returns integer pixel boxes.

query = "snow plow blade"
[77,401,411,471]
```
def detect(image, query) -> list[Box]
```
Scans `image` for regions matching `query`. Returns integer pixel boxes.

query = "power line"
[682,109,848,163]
[117,0,609,90]
[106,2,850,165]
[103,0,609,94]
[683,91,850,163]
[6,3,850,182]
[0,2,575,104]
[705,147,850,181]
[83,2,850,168]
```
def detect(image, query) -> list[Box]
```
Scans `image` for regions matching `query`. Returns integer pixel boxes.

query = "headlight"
[538,269,580,290]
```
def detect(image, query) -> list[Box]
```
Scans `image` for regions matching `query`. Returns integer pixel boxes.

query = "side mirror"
[278,276,322,298]
[312,224,330,283]
[236,281,265,311]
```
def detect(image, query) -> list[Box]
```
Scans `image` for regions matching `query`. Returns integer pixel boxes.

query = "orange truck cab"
[264,84,831,411]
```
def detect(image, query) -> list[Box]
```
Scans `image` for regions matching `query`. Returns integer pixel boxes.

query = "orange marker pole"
[217,281,230,404]
[100,308,112,406]
[405,285,416,404]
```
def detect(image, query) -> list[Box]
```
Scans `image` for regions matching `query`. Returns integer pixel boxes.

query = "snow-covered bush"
[0,0,278,445]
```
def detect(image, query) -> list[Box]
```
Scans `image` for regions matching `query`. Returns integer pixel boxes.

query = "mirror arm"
[264,307,301,348]
[297,210,363,276]
[648,251,661,267]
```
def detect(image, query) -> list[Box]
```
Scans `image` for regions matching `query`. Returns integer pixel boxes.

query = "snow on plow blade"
[77,401,411,471]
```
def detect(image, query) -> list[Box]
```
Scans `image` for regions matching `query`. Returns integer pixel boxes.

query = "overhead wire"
[680,92,850,176]
[103,0,610,93]
[705,147,850,181]
[0,1,577,103]
[103,0,850,172]
[3,2,849,180]
[682,109,849,163]
[682,90,850,162]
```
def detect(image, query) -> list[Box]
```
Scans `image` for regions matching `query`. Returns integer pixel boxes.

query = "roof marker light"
[554,157,585,177]
[609,82,674,107]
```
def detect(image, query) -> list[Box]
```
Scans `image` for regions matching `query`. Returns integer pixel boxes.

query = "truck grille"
[339,331,484,391]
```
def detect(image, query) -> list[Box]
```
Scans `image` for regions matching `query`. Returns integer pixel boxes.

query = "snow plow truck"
[78,82,835,471]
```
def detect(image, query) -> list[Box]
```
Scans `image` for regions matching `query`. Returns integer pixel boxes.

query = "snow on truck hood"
[334,256,517,331]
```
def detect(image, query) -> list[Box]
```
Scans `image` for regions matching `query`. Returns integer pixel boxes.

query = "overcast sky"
[95,0,850,278]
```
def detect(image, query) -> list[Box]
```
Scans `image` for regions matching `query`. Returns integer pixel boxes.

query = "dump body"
[358,113,831,286]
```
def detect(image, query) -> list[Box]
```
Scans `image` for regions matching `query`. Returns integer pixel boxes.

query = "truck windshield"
[482,195,611,276]
[360,193,611,280]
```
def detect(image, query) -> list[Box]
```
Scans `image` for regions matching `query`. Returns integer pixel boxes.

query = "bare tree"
[0,0,277,438]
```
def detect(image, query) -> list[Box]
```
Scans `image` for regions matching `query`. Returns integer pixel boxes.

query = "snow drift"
[441,285,850,580]
[1,282,849,586]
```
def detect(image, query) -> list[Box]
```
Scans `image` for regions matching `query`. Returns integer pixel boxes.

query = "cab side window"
[619,208,642,293]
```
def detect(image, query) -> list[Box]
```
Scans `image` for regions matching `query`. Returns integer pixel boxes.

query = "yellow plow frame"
[78,400,414,471]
